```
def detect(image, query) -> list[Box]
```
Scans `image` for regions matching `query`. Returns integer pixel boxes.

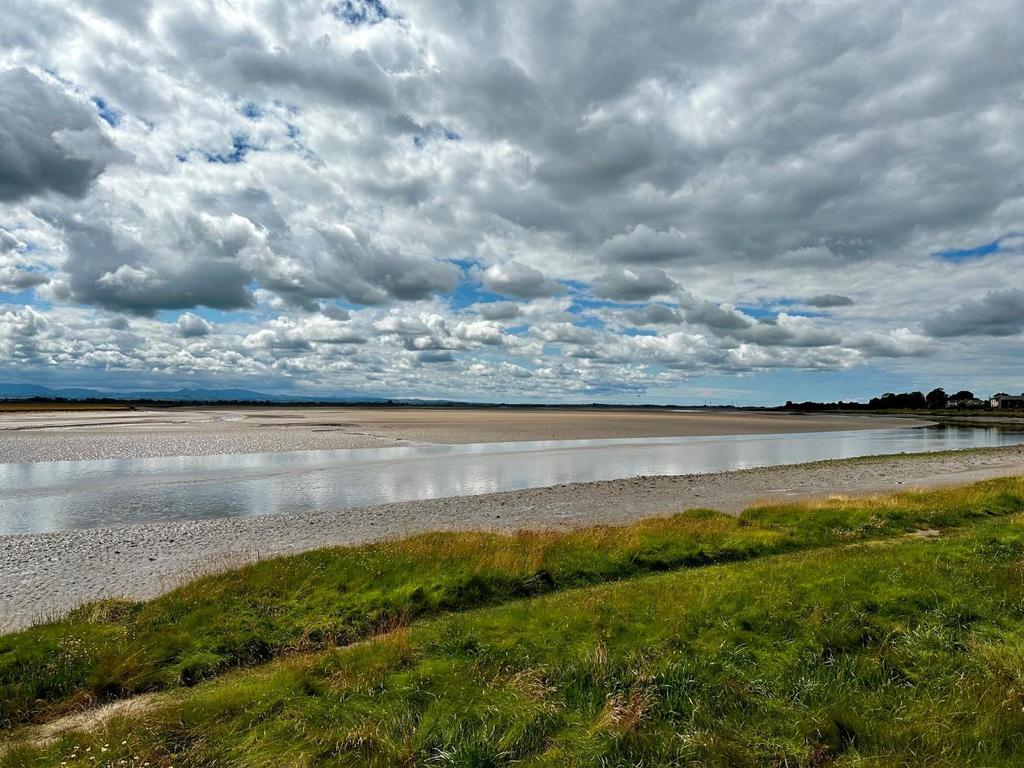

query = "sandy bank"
[0,407,926,463]
[3,444,1021,633]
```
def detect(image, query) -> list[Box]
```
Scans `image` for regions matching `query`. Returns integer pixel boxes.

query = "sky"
[1,0,1022,405]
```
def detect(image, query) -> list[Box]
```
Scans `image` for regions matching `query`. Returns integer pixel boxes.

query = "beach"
[3,442,1022,633]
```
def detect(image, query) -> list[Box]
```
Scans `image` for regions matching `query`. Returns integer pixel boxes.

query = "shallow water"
[1,425,1022,534]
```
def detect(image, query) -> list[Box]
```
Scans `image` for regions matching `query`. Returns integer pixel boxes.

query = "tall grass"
[6,497,1024,765]
[3,478,1023,736]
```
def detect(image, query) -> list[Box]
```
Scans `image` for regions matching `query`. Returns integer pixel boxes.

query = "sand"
[3,444,1022,634]
[0,406,926,463]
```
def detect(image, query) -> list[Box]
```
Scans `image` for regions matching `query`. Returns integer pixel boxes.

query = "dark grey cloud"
[418,350,454,363]
[623,303,684,326]
[159,5,264,64]
[807,294,855,308]
[58,217,254,314]
[0,2,75,56]
[318,304,351,320]
[449,57,549,142]
[475,301,521,320]
[596,226,702,265]
[87,0,154,29]
[0,304,55,364]
[106,315,130,330]
[220,47,395,110]
[2,213,47,296]
[592,266,678,301]
[308,225,461,305]
[0,228,21,252]
[176,312,212,337]
[684,302,752,332]
[0,266,49,292]
[245,326,312,351]
[0,68,125,202]
[536,322,598,345]
[850,329,931,357]
[924,289,1024,337]
[739,320,841,348]
[481,262,562,299]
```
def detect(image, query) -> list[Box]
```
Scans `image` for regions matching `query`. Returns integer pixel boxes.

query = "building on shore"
[990,393,1024,409]
[947,398,985,408]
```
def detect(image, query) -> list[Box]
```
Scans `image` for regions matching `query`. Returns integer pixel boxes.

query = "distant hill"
[0,383,389,404]
[0,383,113,400]
[0,384,699,408]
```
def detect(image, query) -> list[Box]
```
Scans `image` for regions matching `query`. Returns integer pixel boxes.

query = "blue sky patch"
[569,296,643,313]
[329,0,391,25]
[623,327,658,337]
[932,232,1022,262]
[413,126,462,149]
[1,290,34,304]
[560,279,590,294]
[1,282,53,305]
[155,307,258,325]
[203,134,256,164]
[446,278,509,310]
[934,238,1000,262]
[285,124,319,163]
[572,314,605,330]
[91,96,122,127]
[763,298,827,318]
[446,258,482,272]
[736,304,776,320]
[240,102,263,120]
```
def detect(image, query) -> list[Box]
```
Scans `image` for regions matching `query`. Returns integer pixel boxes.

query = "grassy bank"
[3,477,1024,765]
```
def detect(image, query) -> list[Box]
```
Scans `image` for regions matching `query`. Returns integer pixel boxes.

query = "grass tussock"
[3,477,1024,765]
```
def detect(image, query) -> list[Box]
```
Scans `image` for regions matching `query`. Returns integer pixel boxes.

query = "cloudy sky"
[1,0,1022,404]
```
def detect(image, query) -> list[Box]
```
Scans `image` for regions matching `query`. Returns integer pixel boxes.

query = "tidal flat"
[0,406,925,463]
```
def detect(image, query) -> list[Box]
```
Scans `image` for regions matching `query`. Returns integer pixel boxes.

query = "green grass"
[4,478,1024,766]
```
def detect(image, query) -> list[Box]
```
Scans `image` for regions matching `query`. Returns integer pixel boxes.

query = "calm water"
[1,425,1022,534]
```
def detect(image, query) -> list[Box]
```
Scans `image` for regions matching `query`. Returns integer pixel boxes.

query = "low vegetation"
[3,477,1024,765]
[0,403,132,412]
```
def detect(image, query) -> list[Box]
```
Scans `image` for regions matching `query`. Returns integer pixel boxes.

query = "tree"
[951,390,974,404]
[926,388,948,409]
[867,391,927,409]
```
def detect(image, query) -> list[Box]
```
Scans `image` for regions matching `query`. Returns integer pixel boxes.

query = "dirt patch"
[0,694,159,754]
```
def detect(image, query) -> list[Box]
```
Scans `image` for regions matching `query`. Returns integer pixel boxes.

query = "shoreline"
[3,443,1023,634]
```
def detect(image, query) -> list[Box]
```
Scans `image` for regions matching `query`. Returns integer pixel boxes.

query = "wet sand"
[3,444,1022,633]
[0,406,925,463]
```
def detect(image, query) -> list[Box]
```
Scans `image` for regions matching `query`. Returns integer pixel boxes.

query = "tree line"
[783,388,981,411]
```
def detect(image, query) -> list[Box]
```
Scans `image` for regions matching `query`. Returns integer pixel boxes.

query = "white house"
[990,393,1024,409]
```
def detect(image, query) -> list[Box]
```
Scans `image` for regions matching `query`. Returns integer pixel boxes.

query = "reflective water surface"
[2,425,1022,534]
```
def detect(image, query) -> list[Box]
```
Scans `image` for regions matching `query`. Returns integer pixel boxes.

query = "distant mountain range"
[0,382,391,403]
[0,383,706,408]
